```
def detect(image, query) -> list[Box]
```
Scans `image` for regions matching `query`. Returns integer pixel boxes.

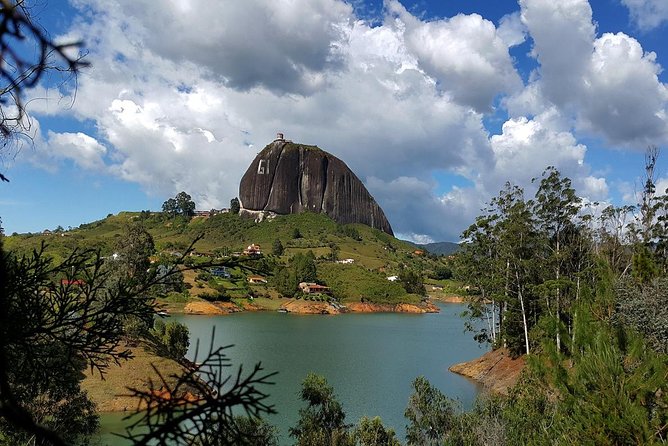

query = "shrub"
[336,224,361,241]
[164,321,189,359]
[429,266,453,280]
[272,239,284,256]
[123,315,150,345]
[199,291,230,302]
[354,416,401,446]
[196,271,212,281]
[290,374,352,445]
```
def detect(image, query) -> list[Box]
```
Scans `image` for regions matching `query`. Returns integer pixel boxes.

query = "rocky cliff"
[239,138,393,235]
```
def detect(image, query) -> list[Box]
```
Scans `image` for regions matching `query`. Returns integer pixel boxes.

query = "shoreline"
[429,294,466,304]
[448,348,525,395]
[179,298,442,315]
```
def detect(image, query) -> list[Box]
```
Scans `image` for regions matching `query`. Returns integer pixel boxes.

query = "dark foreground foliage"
[0,238,278,445]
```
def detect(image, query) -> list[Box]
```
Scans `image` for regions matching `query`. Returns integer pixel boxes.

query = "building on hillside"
[195,209,228,217]
[243,244,262,256]
[247,275,267,284]
[386,275,399,282]
[189,251,215,258]
[337,258,355,264]
[413,249,425,256]
[61,279,85,286]
[102,252,121,261]
[211,267,231,279]
[298,282,331,294]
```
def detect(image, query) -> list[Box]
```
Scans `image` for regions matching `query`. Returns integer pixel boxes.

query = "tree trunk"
[491,297,497,343]
[482,289,493,343]
[516,269,530,356]
[572,274,581,347]
[556,236,561,353]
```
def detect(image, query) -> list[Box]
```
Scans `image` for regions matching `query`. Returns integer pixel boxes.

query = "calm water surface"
[98,303,486,445]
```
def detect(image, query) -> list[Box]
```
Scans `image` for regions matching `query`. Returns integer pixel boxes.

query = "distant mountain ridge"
[407,241,460,256]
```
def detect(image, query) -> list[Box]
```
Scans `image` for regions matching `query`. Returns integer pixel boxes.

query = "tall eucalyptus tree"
[533,167,582,352]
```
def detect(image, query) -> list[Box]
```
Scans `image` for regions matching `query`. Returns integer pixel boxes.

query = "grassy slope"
[5,212,456,304]
[81,346,190,412]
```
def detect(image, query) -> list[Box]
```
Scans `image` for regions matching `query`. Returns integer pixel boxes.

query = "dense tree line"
[455,164,667,357]
[449,162,668,444]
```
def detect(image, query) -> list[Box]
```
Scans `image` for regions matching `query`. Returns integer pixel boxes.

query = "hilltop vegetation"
[4,210,454,307]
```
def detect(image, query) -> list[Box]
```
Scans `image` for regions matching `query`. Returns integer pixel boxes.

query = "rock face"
[239,138,393,235]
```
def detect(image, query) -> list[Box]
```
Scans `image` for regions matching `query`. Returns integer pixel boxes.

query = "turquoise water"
[97,303,486,444]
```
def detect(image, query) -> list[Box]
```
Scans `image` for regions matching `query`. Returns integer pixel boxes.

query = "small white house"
[337,258,355,264]
[386,276,399,282]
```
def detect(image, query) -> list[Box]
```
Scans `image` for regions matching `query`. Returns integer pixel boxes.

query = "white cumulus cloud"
[517,0,668,148]
[47,131,108,170]
[621,0,668,31]
[386,0,523,112]
[20,0,667,241]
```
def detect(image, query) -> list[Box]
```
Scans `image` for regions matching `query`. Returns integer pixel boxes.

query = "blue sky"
[1,0,668,242]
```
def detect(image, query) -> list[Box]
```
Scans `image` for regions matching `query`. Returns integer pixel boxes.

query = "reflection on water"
[97,303,486,445]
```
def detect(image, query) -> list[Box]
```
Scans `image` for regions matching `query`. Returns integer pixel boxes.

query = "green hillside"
[5,211,454,306]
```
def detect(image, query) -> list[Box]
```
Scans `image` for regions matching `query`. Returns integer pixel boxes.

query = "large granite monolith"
[239,137,393,235]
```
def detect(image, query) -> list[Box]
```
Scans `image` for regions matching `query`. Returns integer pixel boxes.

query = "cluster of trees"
[451,162,668,443]
[456,167,596,354]
[162,191,196,217]
[456,162,668,356]
[287,373,520,446]
[150,319,190,360]
[428,265,452,281]
[398,268,426,296]
[289,373,400,446]
[273,251,317,296]
[336,224,362,241]
[162,192,241,218]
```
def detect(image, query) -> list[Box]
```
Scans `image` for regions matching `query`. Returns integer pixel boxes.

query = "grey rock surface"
[239,139,393,235]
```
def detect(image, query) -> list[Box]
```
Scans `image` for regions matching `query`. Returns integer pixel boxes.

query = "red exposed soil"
[183,300,242,315]
[346,301,440,313]
[449,348,526,395]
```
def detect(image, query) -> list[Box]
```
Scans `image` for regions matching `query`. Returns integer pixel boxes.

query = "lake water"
[97,303,487,445]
